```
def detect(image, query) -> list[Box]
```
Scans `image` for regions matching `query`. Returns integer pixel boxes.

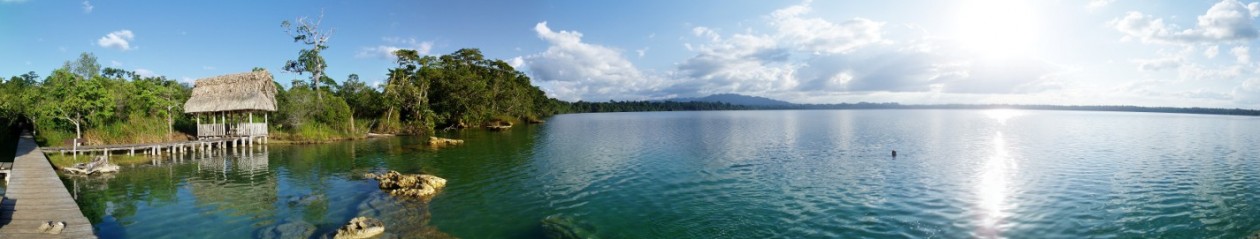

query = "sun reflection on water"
[976,131,1017,238]
[984,109,1025,125]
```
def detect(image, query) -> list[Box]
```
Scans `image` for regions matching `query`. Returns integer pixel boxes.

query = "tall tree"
[281,12,334,101]
[63,52,101,79]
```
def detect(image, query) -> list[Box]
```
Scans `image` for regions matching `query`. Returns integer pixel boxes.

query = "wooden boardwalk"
[0,133,97,238]
[44,135,264,157]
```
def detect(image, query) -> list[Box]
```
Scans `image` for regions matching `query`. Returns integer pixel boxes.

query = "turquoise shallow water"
[65,110,1260,238]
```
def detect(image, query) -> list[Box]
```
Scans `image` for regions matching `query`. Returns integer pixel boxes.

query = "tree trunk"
[167,107,174,141]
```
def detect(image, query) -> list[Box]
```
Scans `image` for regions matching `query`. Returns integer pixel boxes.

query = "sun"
[951,0,1042,59]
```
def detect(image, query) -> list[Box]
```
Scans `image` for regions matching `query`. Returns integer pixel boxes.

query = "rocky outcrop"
[62,156,119,175]
[371,171,447,199]
[427,137,463,147]
[333,217,385,239]
[540,215,598,239]
[486,120,513,131]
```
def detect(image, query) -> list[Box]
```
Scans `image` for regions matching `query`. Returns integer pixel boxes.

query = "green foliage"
[38,68,115,139]
[1,52,196,147]
[382,48,558,133]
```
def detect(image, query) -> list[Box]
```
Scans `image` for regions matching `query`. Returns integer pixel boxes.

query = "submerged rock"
[427,137,463,147]
[62,156,120,175]
[256,219,315,239]
[540,215,598,239]
[374,171,447,199]
[333,217,385,239]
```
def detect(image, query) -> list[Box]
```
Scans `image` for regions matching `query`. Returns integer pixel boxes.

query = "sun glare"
[952,0,1041,59]
[984,109,1025,125]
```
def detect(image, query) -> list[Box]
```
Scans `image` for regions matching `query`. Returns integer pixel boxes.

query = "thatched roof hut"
[184,70,278,113]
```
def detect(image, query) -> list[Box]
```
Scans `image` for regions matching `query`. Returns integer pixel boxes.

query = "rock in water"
[427,137,463,147]
[256,219,315,239]
[334,217,385,239]
[374,171,447,199]
[540,215,598,239]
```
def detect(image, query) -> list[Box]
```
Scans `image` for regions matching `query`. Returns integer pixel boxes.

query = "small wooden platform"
[0,133,97,238]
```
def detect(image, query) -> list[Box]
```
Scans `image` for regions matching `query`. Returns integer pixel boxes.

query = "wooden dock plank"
[0,133,97,239]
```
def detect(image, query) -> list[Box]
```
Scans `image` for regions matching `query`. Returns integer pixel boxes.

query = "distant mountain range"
[647,93,1260,116]
[667,93,794,107]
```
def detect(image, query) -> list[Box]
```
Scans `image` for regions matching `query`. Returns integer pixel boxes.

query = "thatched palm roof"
[184,70,278,113]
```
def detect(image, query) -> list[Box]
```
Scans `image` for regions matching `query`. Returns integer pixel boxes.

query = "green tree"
[63,52,101,79]
[38,68,114,140]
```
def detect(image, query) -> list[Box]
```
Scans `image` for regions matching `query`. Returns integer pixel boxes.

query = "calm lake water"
[64,110,1260,238]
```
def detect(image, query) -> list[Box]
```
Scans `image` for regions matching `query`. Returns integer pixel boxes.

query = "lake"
[65,110,1260,238]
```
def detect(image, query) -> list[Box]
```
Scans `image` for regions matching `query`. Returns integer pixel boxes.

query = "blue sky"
[2,0,1259,108]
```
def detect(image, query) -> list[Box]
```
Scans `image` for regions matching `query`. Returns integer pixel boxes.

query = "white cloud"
[524,21,664,101]
[692,27,721,41]
[82,1,93,13]
[134,68,158,78]
[1112,0,1259,44]
[1233,77,1260,104]
[1205,45,1220,58]
[97,30,135,51]
[110,60,122,67]
[1134,56,1183,71]
[767,2,885,54]
[507,56,524,68]
[202,66,216,70]
[356,37,433,59]
[1231,46,1250,63]
[636,47,648,58]
[1088,0,1116,10]
[1250,2,1260,17]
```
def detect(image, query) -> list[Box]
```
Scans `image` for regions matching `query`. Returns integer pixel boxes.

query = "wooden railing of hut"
[234,123,268,137]
[197,124,226,139]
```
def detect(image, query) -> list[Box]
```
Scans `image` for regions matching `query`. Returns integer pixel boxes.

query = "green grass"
[34,115,190,147]
[270,122,361,144]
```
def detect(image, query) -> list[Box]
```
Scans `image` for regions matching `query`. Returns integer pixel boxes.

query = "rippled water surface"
[67,110,1260,238]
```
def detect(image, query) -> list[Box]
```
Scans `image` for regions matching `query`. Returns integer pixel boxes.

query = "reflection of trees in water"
[67,146,275,225]
[186,146,277,220]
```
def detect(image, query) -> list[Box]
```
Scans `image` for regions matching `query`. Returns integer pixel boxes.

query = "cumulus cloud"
[1134,56,1183,71]
[1112,0,1259,44]
[97,30,134,50]
[356,37,433,59]
[1205,45,1220,58]
[134,68,158,78]
[766,2,885,54]
[524,21,665,101]
[1088,0,1116,10]
[1232,46,1251,63]
[521,1,1071,103]
[1234,77,1260,103]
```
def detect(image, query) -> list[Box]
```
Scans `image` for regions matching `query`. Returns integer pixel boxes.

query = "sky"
[2,0,1260,108]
